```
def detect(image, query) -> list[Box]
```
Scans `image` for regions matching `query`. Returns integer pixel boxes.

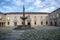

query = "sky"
[0,0,60,13]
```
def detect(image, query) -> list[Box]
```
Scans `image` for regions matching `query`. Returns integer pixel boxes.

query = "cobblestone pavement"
[0,28,26,40]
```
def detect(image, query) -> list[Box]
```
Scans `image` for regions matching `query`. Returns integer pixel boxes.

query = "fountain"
[14,5,31,30]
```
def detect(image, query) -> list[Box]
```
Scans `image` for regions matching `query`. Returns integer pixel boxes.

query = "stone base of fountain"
[14,25,34,30]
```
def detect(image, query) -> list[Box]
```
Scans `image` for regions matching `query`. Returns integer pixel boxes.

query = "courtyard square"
[0,26,60,40]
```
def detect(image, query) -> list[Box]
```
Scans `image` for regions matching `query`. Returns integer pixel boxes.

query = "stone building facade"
[0,8,60,27]
[0,12,6,27]
[49,8,60,26]
[0,12,49,27]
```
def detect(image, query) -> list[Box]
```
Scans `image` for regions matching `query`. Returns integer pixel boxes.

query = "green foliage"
[18,27,60,40]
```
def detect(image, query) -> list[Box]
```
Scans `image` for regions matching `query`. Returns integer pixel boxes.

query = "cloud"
[5,0,11,2]
[0,6,13,13]
[0,0,60,13]
[40,7,56,12]
[0,2,5,5]
[12,0,24,6]
[34,6,56,12]
[33,0,43,7]
[33,0,59,8]
[24,0,35,3]
[48,0,57,6]
[3,6,12,10]
[26,7,34,11]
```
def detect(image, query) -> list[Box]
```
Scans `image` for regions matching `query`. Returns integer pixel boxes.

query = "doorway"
[28,22,31,25]
[55,22,57,26]
[27,22,31,28]
[14,22,17,26]
[50,22,52,25]
[41,21,43,25]
[46,21,48,25]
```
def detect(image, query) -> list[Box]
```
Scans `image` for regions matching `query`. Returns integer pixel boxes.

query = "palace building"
[0,8,60,27]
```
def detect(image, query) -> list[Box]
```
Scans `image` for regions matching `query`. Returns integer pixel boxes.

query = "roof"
[4,12,50,14]
[0,12,50,15]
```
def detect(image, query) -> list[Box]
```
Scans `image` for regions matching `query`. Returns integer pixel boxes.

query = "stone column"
[22,5,25,26]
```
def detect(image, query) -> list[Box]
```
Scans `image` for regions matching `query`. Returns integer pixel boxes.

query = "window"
[56,13,59,18]
[41,16,43,18]
[28,22,31,25]
[50,16,52,19]
[46,16,48,21]
[40,16,43,21]
[0,16,2,20]
[14,22,17,26]
[14,16,17,20]
[28,15,30,19]
[8,22,10,25]
[27,15,31,22]
[41,21,43,25]
[15,16,16,19]
[34,16,36,21]
[34,21,36,25]
[50,22,52,25]
[53,15,55,18]
[46,21,47,24]
[7,17,10,20]
[34,16,36,19]
[14,16,17,22]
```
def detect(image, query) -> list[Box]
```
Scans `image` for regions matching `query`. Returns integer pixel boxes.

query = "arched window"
[50,16,52,19]
[7,17,10,21]
[14,22,17,26]
[0,16,2,20]
[34,21,36,25]
[14,16,17,22]
[46,21,48,25]
[34,16,36,25]
[40,16,43,21]
[46,16,48,21]
[53,15,55,19]
[56,13,59,18]
[34,16,36,21]
[41,21,43,25]
[8,21,10,25]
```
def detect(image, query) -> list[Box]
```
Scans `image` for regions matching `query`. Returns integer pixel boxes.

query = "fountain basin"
[20,17,27,20]
[14,25,32,30]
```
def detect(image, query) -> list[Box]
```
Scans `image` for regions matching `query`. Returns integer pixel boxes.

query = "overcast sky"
[0,0,60,13]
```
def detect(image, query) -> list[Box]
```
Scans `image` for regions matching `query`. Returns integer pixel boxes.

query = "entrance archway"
[46,21,48,25]
[27,22,31,25]
[50,22,52,25]
[55,22,57,26]
[14,22,17,26]
[27,22,31,28]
